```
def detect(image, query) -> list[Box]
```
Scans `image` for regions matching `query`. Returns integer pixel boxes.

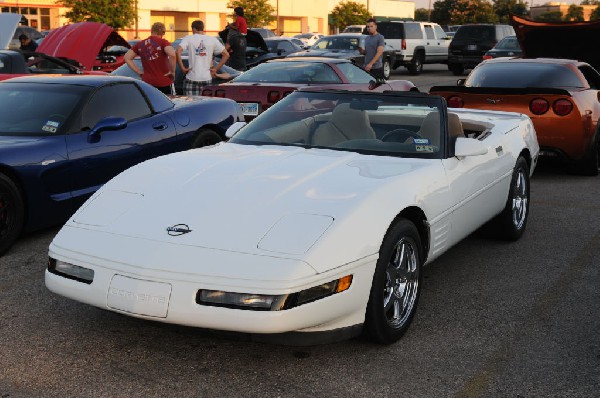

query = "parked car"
[200,57,416,120]
[249,28,277,38]
[376,21,450,75]
[288,34,396,79]
[218,29,292,68]
[448,24,515,75]
[430,57,600,175]
[110,57,241,94]
[45,89,539,345]
[0,50,107,81]
[342,25,366,33]
[483,35,522,60]
[38,21,131,72]
[0,75,244,255]
[293,33,323,47]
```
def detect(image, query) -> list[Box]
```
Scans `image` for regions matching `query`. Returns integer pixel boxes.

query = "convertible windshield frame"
[230,90,447,159]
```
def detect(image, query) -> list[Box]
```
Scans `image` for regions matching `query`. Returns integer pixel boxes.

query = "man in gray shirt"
[359,18,385,80]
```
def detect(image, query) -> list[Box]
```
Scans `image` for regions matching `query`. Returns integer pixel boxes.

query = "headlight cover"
[196,275,353,311]
[48,258,94,284]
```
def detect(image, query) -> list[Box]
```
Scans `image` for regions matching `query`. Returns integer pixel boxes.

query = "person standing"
[124,22,176,95]
[177,20,229,96]
[225,28,247,71]
[358,18,385,80]
[19,34,38,52]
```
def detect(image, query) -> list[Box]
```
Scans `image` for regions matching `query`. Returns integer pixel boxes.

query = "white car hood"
[66,143,434,271]
[0,14,20,50]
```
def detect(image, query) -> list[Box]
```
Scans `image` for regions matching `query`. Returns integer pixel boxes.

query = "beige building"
[1,0,414,40]
[530,2,598,21]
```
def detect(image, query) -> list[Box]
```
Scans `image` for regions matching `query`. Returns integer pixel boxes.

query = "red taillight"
[202,89,212,96]
[214,89,226,98]
[401,39,406,50]
[267,91,281,103]
[552,99,573,116]
[529,98,549,115]
[483,55,493,60]
[447,96,464,108]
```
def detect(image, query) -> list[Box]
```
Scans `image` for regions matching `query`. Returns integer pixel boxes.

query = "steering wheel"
[381,128,422,143]
[48,114,65,122]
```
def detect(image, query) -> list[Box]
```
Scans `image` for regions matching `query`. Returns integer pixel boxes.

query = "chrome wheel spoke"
[384,239,419,327]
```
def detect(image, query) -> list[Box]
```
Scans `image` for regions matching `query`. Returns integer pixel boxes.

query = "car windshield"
[230,90,444,159]
[493,36,520,51]
[231,61,342,83]
[466,62,585,89]
[312,36,360,50]
[0,83,86,136]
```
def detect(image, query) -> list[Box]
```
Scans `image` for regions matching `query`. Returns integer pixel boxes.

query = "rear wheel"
[364,219,423,344]
[407,52,423,75]
[0,174,25,256]
[571,134,599,176]
[488,156,530,241]
[191,128,222,149]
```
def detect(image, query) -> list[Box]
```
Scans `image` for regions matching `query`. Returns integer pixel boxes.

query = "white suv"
[376,21,450,75]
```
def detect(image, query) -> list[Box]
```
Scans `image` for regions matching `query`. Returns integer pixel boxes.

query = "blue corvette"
[0,75,244,255]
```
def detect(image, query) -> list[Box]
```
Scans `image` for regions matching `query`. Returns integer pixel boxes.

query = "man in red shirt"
[124,22,176,95]
[230,7,247,35]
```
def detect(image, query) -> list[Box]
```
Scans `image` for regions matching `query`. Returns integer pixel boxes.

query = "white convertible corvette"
[46,90,539,345]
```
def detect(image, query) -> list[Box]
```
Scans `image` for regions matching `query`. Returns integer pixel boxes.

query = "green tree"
[330,1,371,32]
[564,4,584,21]
[493,0,528,23]
[59,0,135,29]
[431,0,497,25]
[414,8,431,21]
[535,11,564,21]
[226,0,275,28]
[591,5,600,20]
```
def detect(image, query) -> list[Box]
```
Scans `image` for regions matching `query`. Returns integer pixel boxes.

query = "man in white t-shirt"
[176,20,229,95]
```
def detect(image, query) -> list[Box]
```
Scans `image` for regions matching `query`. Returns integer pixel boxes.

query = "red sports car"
[200,57,417,120]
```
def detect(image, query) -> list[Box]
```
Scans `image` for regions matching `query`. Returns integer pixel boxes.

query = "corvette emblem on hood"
[166,224,192,236]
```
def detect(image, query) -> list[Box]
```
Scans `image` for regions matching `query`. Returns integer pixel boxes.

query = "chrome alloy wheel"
[384,238,419,328]
[511,168,528,230]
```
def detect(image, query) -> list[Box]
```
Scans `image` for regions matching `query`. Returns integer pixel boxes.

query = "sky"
[412,0,583,10]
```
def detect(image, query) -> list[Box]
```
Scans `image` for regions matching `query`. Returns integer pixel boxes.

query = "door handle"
[152,122,168,131]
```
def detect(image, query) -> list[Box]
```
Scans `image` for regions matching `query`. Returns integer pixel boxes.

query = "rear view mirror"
[455,137,488,158]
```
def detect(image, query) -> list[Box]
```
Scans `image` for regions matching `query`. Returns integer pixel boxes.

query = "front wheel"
[364,219,423,344]
[488,156,530,241]
[191,128,223,149]
[0,174,25,256]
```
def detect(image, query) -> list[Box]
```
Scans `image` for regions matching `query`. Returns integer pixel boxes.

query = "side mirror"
[88,116,127,143]
[457,79,466,86]
[454,137,488,158]
[225,121,247,138]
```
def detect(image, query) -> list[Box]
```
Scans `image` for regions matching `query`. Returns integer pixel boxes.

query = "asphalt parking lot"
[1,65,599,397]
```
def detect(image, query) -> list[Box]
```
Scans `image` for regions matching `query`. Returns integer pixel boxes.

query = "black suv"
[448,24,515,75]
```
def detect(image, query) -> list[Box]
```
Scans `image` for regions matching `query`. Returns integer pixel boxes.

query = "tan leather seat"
[312,103,376,146]
[418,112,464,148]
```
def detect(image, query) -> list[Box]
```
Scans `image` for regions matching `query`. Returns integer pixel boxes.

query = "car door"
[441,116,514,247]
[65,82,177,204]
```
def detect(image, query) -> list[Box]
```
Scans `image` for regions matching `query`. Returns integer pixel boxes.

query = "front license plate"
[107,275,171,318]
[240,102,259,116]
[467,44,477,51]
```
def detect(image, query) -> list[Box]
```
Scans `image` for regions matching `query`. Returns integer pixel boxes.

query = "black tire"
[191,128,223,148]
[0,174,25,256]
[571,134,599,176]
[488,156,530,241]
[407,52,424,75]
[383,58,391,80]
[364,219,423,344]
[449,63,465,76]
